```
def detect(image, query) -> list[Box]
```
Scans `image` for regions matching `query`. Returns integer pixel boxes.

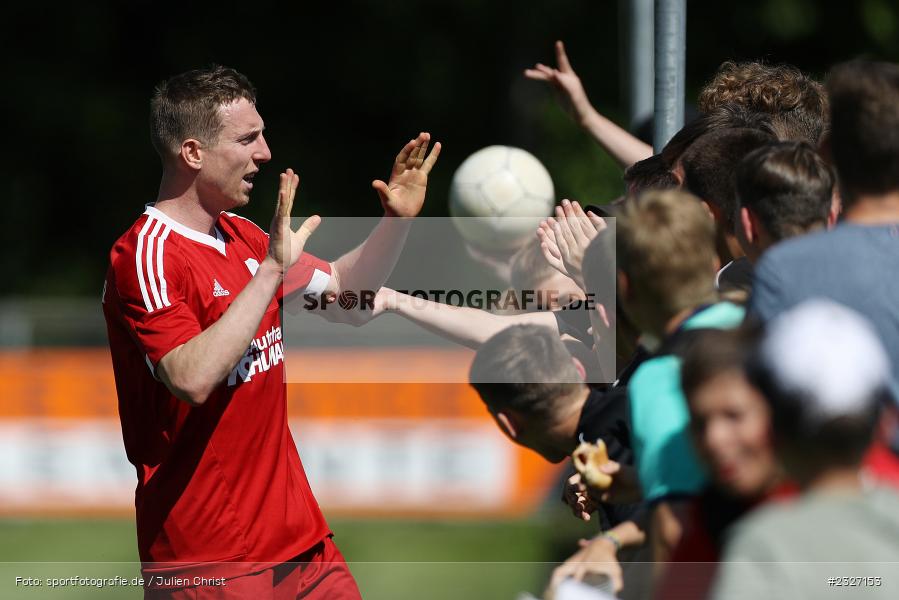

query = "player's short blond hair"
[617,190,717,319]
[150,65,257,161]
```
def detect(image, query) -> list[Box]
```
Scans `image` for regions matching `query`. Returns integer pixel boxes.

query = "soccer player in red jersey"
[102,66,440,599]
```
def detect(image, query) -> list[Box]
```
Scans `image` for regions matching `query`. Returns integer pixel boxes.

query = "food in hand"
[572,438,613,490]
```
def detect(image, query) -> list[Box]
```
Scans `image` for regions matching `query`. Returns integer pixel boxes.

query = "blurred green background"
[5,0,899,297]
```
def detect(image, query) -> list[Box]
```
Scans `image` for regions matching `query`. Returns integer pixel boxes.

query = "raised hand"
[537,200,606,289]
[524,40,593,124]
[268,168,321,270]
[372,132,442,218]
[526,41,653,169]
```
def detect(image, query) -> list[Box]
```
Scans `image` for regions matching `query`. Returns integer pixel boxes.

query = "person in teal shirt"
[628,301,745,503]
[599,190,746,567]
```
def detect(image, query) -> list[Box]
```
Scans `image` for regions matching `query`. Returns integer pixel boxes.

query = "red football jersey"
[103,205,332,580]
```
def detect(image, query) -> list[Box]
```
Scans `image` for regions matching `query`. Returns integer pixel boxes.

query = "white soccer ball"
[449,145,555,251]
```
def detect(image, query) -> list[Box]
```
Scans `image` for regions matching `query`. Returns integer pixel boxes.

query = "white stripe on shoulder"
[144,205,226,256]
[145,219,165,310]
[135,217,156,313]
[156,225,172,307]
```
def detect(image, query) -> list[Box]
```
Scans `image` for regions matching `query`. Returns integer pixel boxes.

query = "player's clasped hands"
[537,199,605,289]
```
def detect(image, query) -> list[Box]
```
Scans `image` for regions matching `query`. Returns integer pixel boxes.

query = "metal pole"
[653,0,686,152]
[622,0,654,130]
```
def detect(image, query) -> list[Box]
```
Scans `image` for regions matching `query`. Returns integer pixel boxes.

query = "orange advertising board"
[0,349,562,517]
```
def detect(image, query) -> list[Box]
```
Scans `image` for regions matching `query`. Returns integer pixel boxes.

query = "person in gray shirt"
[749,60,899,385]
[712,299,899,600]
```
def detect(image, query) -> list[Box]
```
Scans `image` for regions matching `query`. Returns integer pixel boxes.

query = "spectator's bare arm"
[525,41,653,169]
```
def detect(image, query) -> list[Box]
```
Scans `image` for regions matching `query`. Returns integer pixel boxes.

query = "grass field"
[0,510,593,599]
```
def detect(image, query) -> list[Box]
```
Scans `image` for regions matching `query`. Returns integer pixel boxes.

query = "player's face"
[688,370,779,498]
[198,98,272,210]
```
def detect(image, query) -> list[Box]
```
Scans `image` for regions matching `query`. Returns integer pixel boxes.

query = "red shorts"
[145,536,361,600]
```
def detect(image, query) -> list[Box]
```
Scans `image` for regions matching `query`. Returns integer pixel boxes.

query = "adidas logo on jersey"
[213,279,231,297]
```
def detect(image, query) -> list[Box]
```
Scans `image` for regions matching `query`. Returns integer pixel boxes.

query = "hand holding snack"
[572,437,613,490]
